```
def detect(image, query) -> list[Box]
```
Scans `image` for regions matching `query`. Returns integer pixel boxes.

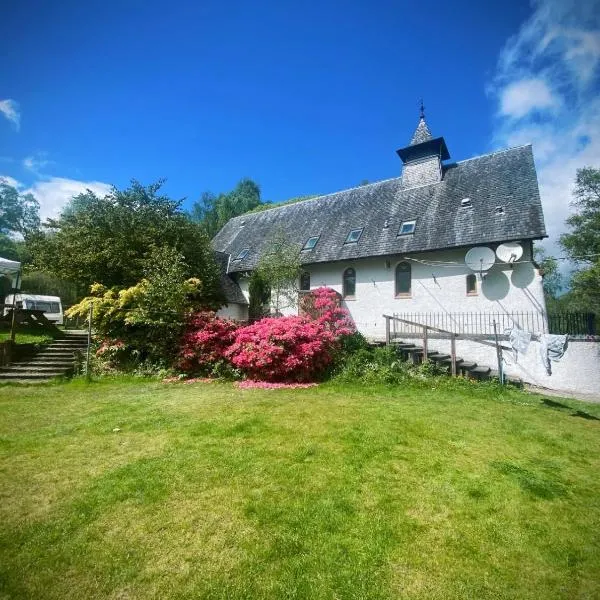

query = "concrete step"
[0,365,72,373]
[19,361,75,368]
[47,342,87,348]
[0,371,67,380]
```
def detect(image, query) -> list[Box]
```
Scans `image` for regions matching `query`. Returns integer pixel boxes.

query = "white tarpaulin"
[0,256,21,292]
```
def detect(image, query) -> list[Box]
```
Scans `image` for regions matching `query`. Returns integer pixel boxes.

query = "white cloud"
[23,152,52,175]
[0,99,20,130]
[500,79,558,118]
[23,177,112,222]
[490,0,600,273]
[0,175,22,189]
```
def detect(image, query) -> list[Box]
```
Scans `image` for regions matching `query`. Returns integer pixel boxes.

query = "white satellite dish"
[496,242,523,264]
[465,246,496,276]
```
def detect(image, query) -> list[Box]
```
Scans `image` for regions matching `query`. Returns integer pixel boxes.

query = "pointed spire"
[409,99,433,146]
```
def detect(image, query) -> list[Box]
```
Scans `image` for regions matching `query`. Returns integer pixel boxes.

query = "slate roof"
[214,251,247,304]
[410,117,433,145]
[212,144,546,274]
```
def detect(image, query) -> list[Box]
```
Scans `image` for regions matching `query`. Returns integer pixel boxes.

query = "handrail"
[383,314,458,376]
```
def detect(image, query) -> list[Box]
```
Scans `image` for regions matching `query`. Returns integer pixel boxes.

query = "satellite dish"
[465,247,496,275]
[496,242,523,264]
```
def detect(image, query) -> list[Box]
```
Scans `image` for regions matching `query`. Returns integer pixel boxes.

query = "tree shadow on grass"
[541,398,600,421]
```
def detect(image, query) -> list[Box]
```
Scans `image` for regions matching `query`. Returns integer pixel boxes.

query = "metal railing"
[389,311,596,337]
[383,314,506,381]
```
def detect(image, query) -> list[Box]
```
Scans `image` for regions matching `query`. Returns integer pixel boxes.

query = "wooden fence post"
[385,316,390,346]
[450,335,457,376]
[422,326,428,362]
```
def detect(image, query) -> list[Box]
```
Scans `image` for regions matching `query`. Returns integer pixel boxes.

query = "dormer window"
[302,236,320,251]
[461,198,472,208]
[345,228,363,244]
[398,220,416,236]
[234,248,250,261]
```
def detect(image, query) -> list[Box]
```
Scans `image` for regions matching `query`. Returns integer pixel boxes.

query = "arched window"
[300,271,311,291]
[466,274,477,296]
[343,268,356,299]
[395,262,411,297]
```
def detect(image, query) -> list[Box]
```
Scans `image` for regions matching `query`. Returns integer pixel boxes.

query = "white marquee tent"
[0,256,21,292]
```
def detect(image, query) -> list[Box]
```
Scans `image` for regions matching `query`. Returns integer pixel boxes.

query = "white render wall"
[289,245,547,340]
[216,302,248,321]
[422,336,600,397]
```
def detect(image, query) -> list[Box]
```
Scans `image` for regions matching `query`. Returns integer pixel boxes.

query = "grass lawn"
[0,325,56,345]
[0,378,599,599]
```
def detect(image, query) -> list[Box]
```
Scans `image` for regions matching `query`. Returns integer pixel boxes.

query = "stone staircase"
[392,340,522,386]
[0,331,88,383]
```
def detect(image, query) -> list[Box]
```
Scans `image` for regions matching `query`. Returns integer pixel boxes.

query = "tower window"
[395,262,412,297]
[343,268,356,299]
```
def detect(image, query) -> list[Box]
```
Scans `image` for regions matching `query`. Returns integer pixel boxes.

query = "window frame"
[466,273,478,296]
[344,228,363,244]
[397,219,417,236]
[302,236,320,251]
[342,267,357,300]
[394,261,412,298]
[233,248,250,261]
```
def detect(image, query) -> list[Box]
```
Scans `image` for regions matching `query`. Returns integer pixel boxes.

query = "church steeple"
[396,103,451,188]
[409,101,433,145]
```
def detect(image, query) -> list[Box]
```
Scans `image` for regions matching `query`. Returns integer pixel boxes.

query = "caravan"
[4,293,64,325]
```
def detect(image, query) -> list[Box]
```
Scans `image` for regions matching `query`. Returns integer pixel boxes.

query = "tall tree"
[31,180,224,307]
[560,166,600,313]
[0,182,40,236]
[255,229,301,314]
[0,182,40,262]
[191,178,262,238]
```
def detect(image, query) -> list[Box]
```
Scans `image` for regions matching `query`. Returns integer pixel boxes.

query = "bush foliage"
[179,286,355,382]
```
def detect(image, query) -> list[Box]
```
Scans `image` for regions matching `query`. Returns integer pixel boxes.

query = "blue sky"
[1,0,599,255]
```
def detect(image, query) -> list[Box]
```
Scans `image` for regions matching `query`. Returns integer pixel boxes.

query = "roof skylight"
[398,220,416,236]
[344,228,363,244]
[302,236,320,251]
[233,248,250,261]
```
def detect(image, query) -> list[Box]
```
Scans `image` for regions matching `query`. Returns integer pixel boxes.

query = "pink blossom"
[235,380,318,389]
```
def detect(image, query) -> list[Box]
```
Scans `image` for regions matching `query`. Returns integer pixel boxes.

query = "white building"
[213,109,548,339]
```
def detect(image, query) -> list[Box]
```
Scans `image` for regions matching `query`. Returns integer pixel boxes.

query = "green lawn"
[1,378,599,599]
[0,325,56,345]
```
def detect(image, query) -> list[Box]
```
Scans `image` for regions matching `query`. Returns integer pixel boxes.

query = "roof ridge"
[232,175,402,219]
[456,144,532,165]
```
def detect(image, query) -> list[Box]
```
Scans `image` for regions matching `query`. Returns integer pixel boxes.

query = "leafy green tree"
[0,182,40,236]
[534,245,563,309]
[0,182,40,264]
[30,180,223,307]
[560,167,600,313]
[248,271,271,320]
[255,229,301,314]
[191,178,262,238]
[67,246,220,368]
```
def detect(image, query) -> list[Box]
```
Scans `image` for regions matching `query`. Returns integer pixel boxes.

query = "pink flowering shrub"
[225,316,338,382]
[175,288,355,382]
[306,287,355,336]
[176,311,239,374]
[235,381,318,389]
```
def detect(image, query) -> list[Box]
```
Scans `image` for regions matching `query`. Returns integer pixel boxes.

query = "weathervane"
[419,98,425,120]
